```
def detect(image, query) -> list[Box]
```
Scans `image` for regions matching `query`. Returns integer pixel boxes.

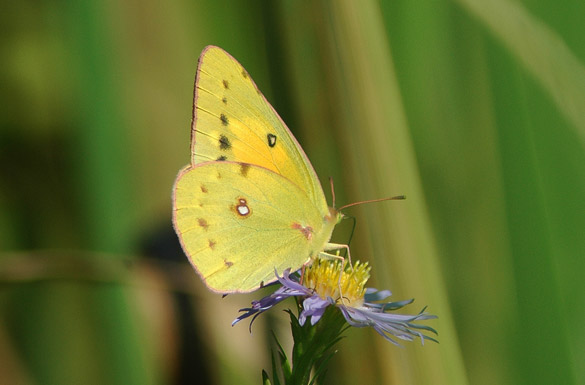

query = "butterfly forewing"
[191,46,328,214]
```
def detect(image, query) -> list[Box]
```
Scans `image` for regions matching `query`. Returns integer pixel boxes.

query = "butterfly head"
[326,207,344,224]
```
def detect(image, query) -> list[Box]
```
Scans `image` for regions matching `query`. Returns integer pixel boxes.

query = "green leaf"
[262,370,272,385]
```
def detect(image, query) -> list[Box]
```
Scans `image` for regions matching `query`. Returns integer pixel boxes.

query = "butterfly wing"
[191,46,328,214]
[173,162,329,293]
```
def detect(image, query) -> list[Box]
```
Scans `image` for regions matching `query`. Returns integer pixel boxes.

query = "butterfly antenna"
[330,176,337,208]
[337,195,406,211]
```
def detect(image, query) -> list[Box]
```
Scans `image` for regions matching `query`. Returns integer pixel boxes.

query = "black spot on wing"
[222,97,228,104]
[198,218,209,230]
[241,69,248,79]
[240,163,250,177]
[223,80,229,89]
[219,134,231,150]
[267,133,277,148]
[220,114,229,126]
[217,155,227,161]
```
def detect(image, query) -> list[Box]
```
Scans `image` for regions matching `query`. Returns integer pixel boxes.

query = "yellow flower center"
[303,258,371,307]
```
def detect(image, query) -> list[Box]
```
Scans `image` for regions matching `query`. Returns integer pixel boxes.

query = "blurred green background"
[2,0,584,384]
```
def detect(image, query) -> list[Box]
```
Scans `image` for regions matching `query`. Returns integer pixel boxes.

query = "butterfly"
[172,46,349,294]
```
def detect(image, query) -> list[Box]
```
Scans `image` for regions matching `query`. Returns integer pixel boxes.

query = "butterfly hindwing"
[173,161,325,293]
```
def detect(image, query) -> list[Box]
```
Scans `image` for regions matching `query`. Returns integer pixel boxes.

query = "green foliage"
[263,307,348,385]
[1,0,584,384]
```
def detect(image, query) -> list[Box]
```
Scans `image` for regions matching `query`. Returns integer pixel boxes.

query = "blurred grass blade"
[317,1,468,384]
[456,0,585,146]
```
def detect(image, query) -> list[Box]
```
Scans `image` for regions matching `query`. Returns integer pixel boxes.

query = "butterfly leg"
[323,243,352,267]
[300,263,307,285]
[321,243,354,305]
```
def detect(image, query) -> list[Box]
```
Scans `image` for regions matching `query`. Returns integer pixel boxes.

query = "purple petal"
[232,269,312,327]
[364,288,392,302]
[338,304,438,345]
[299,295,332,326]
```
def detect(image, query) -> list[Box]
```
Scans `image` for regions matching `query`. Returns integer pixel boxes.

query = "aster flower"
[233,258,438,346]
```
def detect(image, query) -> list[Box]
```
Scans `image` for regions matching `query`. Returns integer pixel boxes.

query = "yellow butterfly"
[173,46,348,293]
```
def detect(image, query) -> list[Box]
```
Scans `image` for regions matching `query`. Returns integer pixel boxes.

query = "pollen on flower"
[304,259,371,307]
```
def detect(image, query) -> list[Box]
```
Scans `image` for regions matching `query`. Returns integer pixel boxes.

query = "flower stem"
[264,305,348,385]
